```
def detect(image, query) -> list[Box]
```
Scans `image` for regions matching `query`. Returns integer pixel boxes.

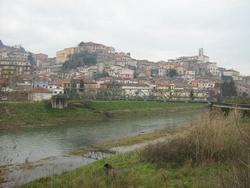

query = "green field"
[0,100,204,129]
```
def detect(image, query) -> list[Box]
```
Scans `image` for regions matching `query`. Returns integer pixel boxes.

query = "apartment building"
[0,59,32,78]
[56,47,77,63]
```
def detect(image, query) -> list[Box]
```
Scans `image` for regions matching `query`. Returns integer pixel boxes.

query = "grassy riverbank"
[0,100,204,129]
[20,110,250,188]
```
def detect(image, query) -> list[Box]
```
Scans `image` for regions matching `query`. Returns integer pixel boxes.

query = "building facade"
[0,59,32,78]
[56,47,77,63]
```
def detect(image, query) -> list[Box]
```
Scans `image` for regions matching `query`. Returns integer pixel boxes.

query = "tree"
[221,80,237,97]
[79,79,85,92]
[28,52,36,70]
[78,41,85,47]
[0,40,3,47]
[189,90,195,100]
[214,83,222,88]
[62,52,97,70]
[167,69,178,77]
[70,80,78,98]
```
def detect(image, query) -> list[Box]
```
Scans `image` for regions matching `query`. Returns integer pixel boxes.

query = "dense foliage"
[225,96,250,104]
[62,51,97,70]
[221,79,237,97]
[167,69,178,77]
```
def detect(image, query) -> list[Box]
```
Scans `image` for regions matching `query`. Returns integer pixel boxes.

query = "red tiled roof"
[29,87,52,93]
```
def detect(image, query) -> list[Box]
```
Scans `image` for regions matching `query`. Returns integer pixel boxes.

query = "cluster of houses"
[1,40,250,102]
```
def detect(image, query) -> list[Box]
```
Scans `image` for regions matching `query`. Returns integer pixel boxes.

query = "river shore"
[1,127,181,188]
[0,100,205,130]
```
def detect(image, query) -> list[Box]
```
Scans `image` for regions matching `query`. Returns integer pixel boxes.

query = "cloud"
[0,0,250,75]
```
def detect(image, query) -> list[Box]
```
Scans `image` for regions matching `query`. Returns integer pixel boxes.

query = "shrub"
[140,137,195,167]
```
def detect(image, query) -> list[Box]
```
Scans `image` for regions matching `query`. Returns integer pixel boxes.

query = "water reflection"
[0,113,197,165]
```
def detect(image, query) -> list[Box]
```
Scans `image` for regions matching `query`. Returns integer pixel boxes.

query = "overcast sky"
[1,0,250,75]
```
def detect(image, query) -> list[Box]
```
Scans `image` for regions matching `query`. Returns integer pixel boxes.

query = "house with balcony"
[96,77,114,88]
[191,79,215,90]
[108,66,122,78]
[236,83,250,96]
[33,80,49,88]
[15,77,33,91]
[127,59,137,68]
[46,84,64,96]
[158,68,167,77]
[8,50,29,60]
[175,66,186,75]
[206,62,221,77]
[183,69,196,81]
[155,83,174,99]
[120,68,134,79]
[161,62,176,69]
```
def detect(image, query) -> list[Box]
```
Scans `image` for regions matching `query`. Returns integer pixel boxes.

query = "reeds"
[141,109,250,187]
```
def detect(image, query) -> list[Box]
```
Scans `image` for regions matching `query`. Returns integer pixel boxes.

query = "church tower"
[199,48,204,57]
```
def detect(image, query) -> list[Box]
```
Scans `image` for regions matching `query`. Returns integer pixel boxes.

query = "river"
[0,112,200,187]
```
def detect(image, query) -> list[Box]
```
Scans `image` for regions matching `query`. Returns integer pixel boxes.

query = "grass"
[0,165,12,185]
[68,128,179,155]
[20,110,250,188]
[20,152,230,188]
[0,100,204,129]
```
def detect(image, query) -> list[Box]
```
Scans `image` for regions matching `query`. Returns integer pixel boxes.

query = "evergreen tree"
[70,80,78,98]
[189,90,195,100]
[221,80,237,97]
[79,79,85,92]
[0,40,3,47]
[167,69,178,77]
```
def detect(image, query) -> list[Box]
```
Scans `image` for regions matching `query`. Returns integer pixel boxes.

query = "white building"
[28,87,53,101]
[206,62,221,77]
[223,69,240,80]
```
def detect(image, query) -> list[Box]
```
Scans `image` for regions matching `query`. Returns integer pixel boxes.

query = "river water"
[0,112,200,187]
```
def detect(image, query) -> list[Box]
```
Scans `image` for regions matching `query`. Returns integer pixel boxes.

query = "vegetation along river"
[0,112,201,187]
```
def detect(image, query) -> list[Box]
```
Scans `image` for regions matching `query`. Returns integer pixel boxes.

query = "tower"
[199,48,204,57]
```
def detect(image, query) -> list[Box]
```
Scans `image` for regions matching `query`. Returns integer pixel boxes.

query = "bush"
[140,137,195,167]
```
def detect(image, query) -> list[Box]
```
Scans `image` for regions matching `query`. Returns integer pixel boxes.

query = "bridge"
[62,87,208,102]
[210,102,250,111]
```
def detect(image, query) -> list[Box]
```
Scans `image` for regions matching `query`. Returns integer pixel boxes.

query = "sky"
[0,0,250,75]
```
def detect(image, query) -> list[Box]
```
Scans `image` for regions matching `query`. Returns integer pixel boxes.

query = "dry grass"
[141,109,250,186]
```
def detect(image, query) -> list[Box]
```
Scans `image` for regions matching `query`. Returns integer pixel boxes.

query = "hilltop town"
[0,40,250,102]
